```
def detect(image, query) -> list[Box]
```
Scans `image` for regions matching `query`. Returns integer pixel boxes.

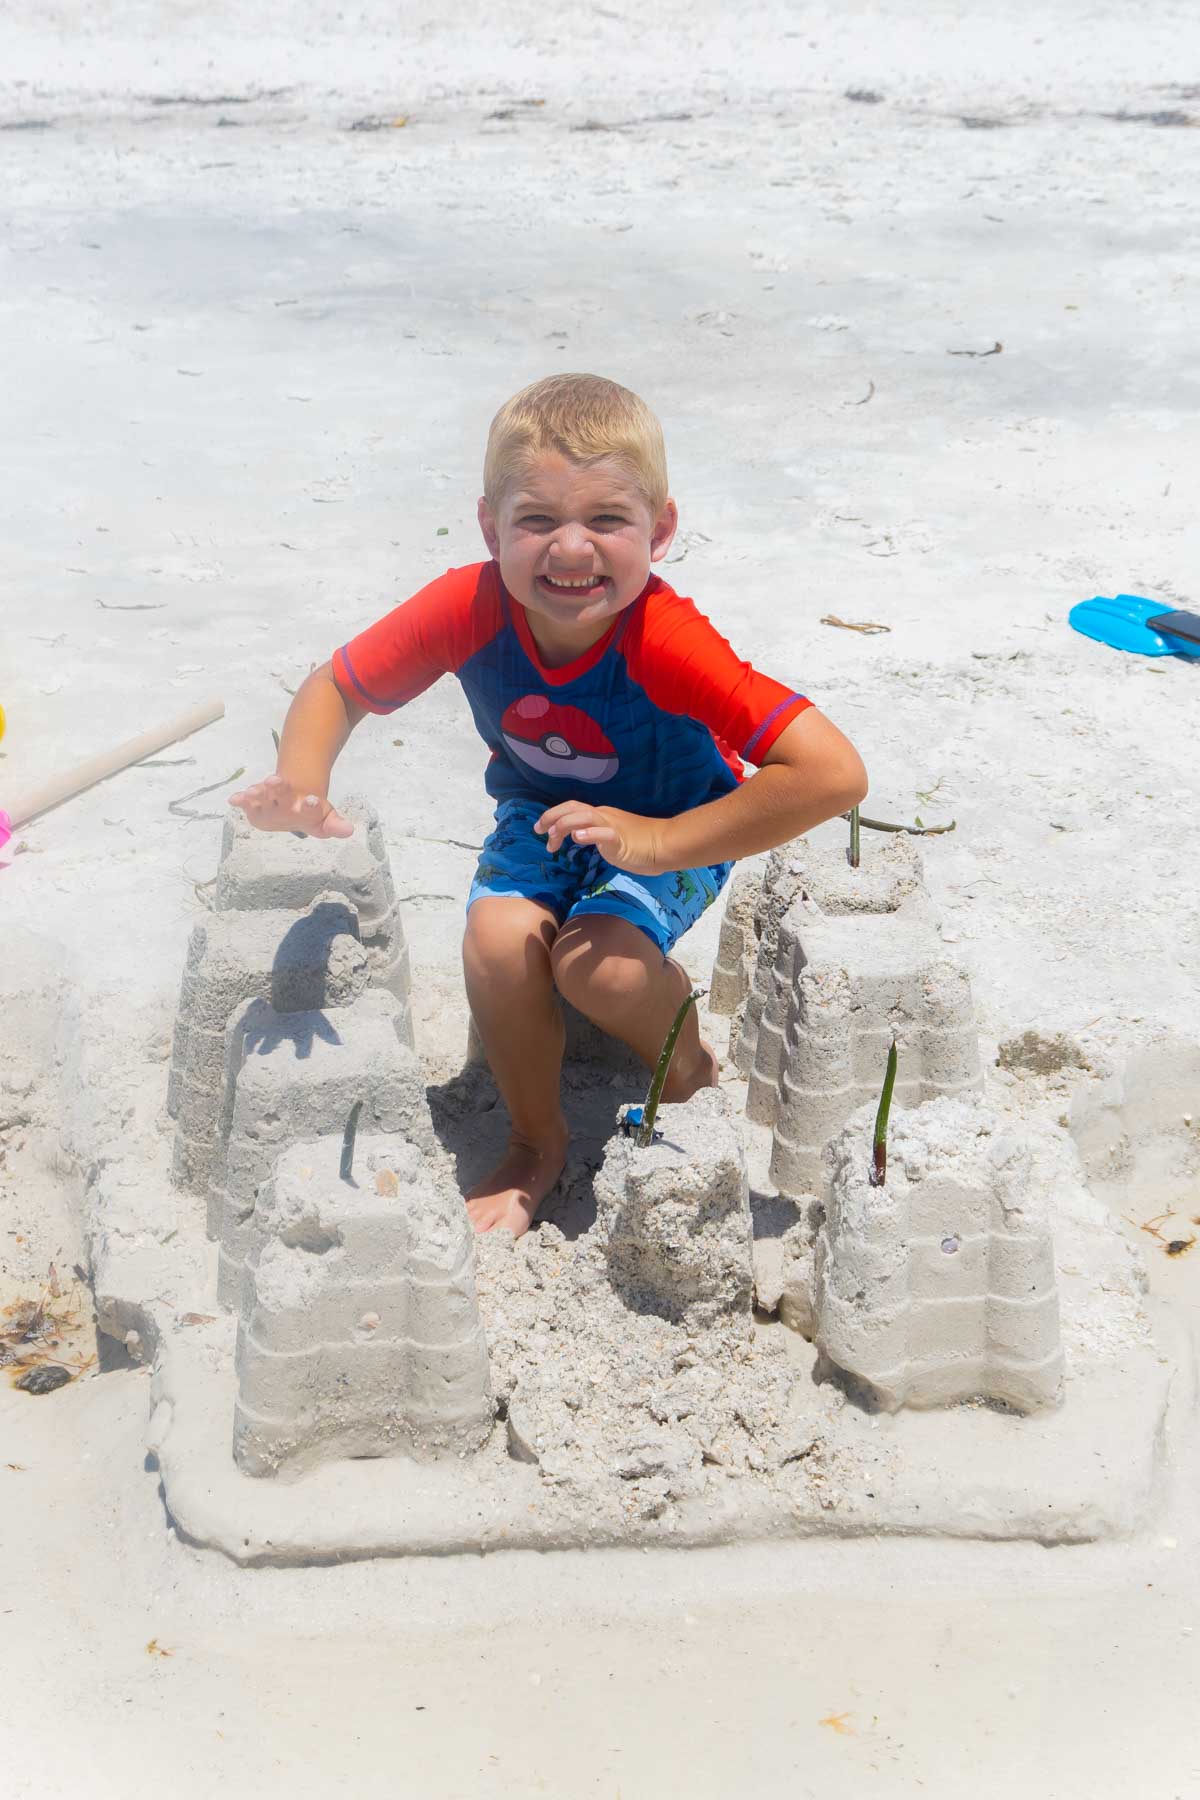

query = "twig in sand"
[340,1101,363,1183]
[848,805,861,869]
[947,341,1003,357]
[168,767,245,821]
[821,615,891,635]
[842,381,875,406]
[844,813,957,837]
[405,833,485,852]
[94,599,167,611]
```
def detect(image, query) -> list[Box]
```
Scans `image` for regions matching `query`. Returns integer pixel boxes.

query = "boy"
[230,374,867,1236]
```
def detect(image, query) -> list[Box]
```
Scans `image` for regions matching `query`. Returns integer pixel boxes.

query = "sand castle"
[814,1097,1064,1412]
[596,1085,755,1337]
[718,833,980,1197]
[713,824,1060,1412]
[162,796,477,1478]
[208,989,430,1309]
[73,802,1174,1558]
[169,797,414,1196]
[234,1132,493,1477]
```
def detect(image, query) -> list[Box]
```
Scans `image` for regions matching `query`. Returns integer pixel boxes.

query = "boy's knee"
[550,915,656,1012]
[463,898,558,987]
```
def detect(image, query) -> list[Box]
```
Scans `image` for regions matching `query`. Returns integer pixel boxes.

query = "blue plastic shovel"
[1069,594,1200,659]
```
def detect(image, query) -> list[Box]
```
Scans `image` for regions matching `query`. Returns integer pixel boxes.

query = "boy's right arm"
[229,661,367,838]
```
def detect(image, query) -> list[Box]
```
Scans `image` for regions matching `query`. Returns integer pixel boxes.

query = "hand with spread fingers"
[534,799,664,875]
[228,773,355,839]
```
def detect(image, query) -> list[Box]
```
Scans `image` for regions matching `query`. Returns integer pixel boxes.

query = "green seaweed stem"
[636,989,702,1149]
[848,804,861,868]
[869,1038,898,1187]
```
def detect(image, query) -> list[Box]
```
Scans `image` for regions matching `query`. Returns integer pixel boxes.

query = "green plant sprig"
[848,804,861,868]
[636,988,704,1149]
[869,1038,898,1187]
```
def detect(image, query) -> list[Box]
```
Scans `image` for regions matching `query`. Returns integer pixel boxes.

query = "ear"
[477,496,501,560]
[648,497,679,565]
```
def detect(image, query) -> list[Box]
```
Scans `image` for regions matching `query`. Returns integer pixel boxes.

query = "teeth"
[544,576,601,589]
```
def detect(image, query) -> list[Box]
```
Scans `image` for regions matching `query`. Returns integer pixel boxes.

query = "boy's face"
[477,452,677,661]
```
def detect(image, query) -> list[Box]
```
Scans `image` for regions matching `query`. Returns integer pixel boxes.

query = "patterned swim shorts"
[467,798,731,959]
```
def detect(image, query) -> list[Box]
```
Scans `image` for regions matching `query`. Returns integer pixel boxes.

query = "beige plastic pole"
[5,698,226,828]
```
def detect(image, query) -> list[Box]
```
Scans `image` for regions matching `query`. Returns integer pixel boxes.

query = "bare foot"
[465,1125,569,1237]
[661,1037,720,1104]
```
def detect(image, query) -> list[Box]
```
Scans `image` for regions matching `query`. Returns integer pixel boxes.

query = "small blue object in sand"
[1069,594,1200,660]
[618,1105,662,1143]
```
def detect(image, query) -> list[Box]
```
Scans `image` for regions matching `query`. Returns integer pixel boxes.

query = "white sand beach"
[2,4,1199,1793]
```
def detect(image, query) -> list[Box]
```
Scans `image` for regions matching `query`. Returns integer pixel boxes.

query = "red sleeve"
[331,562,503,714]
[622,581,812,765]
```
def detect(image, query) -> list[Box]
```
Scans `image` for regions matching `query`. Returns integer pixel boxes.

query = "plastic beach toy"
[1069,594,1200,660]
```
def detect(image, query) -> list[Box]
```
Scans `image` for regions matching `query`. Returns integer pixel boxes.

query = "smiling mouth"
[538,574,610,597]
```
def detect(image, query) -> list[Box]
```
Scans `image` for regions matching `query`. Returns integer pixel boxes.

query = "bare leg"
[461,896,569,1236]
[551,915,719,1100]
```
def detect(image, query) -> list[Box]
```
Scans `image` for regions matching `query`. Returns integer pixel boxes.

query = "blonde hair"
[483,373,669,516]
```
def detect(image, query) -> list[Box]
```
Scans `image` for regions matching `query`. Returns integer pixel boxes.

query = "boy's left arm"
[536,708,867,874]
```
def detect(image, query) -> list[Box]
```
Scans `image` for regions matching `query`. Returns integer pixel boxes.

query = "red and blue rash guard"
[332,562,811,818]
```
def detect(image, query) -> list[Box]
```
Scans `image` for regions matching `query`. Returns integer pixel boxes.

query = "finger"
[571,826,618,851]
[534,802,576,835]
[230,780,270,811]
[546,810,594,851]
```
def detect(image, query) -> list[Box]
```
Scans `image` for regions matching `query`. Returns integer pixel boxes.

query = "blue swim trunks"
[467,799,731,959]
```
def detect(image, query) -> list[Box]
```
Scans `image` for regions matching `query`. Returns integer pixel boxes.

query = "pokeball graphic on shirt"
[499,694,620,784]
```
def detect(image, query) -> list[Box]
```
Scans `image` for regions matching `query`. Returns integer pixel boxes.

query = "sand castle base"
[145,1295,1179,1563]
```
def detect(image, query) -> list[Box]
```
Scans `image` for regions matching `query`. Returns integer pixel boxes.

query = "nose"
[548,522,594,562]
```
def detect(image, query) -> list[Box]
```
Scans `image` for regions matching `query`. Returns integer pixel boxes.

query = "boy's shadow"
[426,1007,646,1241]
